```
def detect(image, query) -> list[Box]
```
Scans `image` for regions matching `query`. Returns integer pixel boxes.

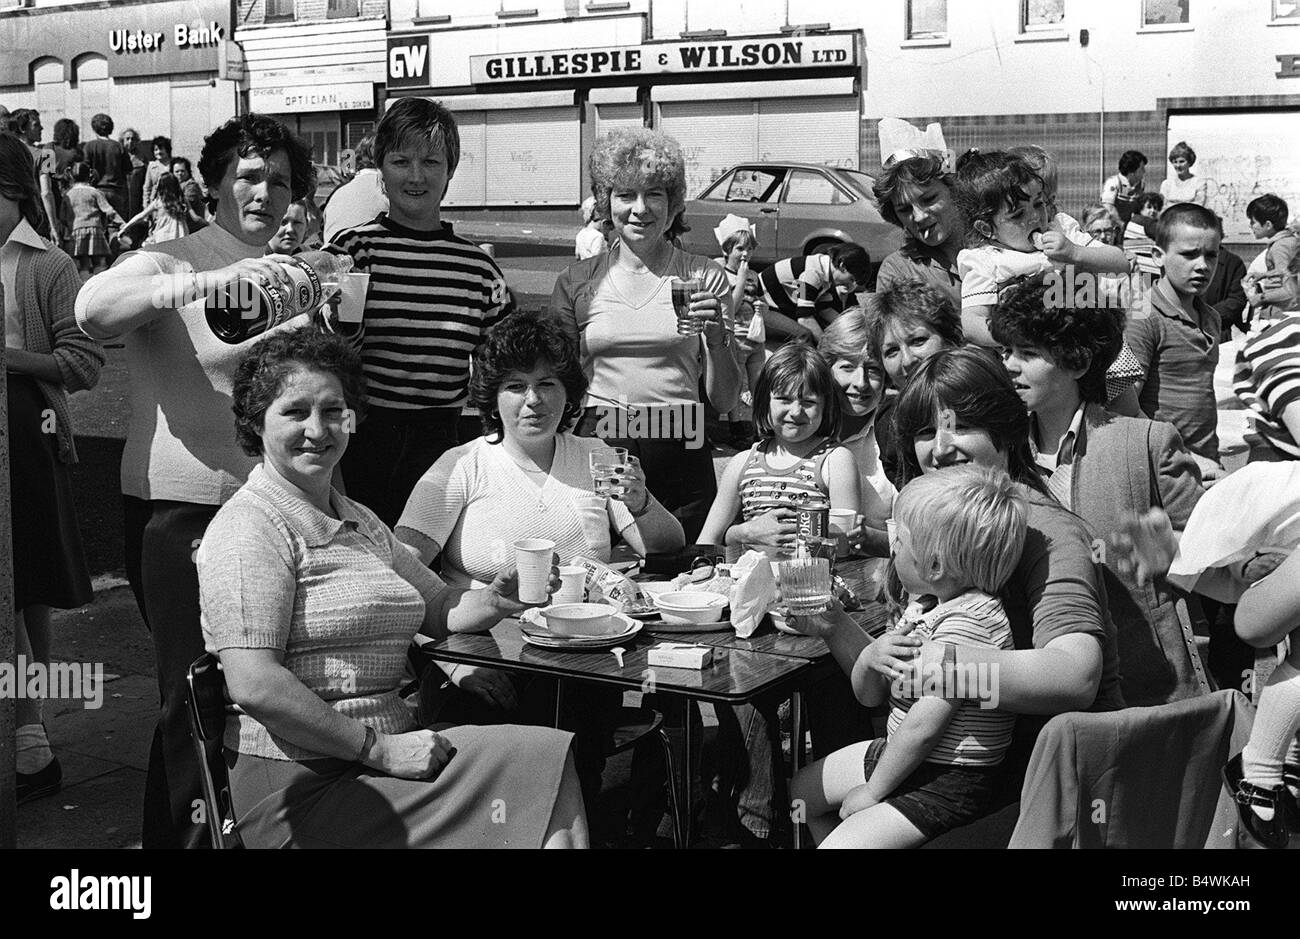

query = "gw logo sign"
[388,36,430,87]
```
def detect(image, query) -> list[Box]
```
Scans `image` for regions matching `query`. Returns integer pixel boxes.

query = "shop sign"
[109,21,224,55]
[249,81,375,113]
[1277,54,1300,78]
[388,35,431,89]
[468,34,856,84]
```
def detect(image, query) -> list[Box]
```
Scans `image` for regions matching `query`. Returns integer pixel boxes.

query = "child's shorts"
[861,736,1002,840]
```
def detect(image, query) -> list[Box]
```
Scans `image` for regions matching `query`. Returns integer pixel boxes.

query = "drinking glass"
[672,277,705,335]
[589,447,628,496]
[777,557,832,616]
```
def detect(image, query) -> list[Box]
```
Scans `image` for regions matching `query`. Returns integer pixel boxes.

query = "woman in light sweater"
[75,112,317,849]
[549,128,742,542]
[1,132,104,805]
[199,328,586,848]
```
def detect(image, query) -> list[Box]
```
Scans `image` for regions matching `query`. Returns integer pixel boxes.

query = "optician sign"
[467,34,856,84]
[249,81,375,113]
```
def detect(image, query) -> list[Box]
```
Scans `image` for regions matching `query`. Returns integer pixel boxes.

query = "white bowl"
[542,602,619,637]
[654,591,728,625]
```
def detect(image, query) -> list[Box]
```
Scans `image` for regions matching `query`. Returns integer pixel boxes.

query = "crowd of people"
[3,94,1298,851]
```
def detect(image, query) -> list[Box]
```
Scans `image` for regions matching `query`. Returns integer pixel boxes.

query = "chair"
[1008,689,1255,848]
[185,652,244,850]
[603,705,685,849]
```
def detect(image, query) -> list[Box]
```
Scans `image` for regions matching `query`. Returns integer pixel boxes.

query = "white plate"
[519,610,641,649]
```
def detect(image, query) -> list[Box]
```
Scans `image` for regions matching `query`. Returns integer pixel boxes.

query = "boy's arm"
[862,697,959,802]
[1122,314,1157,409]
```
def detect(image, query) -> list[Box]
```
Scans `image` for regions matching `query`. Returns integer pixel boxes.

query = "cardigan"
[6,224,104,463]
[1066,403,1212,705]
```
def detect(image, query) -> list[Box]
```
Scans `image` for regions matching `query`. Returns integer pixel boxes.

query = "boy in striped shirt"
[793,465,1026,847]
[329,97,512,526]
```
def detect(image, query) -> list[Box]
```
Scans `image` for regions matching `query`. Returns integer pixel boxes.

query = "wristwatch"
[706,328,731,349]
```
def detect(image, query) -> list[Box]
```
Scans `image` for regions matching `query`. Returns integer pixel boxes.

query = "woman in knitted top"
[1,132,104,804]
[197,328,588,848]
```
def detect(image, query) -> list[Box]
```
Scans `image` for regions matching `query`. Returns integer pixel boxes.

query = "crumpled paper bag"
[729,550,778,639]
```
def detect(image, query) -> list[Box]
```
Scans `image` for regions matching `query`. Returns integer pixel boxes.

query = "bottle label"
[283,257,323,315]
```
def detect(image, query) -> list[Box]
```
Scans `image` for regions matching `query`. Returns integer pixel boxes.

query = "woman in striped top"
[1234,312,1300,462]
[329,97,511,527]
[792,465,1026,848]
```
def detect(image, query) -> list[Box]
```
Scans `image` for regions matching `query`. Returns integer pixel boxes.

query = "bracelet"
[631,491,656,518]
[357,724,377,764]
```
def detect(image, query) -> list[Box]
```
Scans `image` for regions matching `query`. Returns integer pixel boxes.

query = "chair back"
[185,652,244,849]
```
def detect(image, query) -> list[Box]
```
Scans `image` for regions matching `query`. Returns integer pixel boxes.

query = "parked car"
[680,162,902,284]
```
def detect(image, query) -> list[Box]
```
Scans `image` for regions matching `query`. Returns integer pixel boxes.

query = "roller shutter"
[757,97,859,169]
[656,100,757,199]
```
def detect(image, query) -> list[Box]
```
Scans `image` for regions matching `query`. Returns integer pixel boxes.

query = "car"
[679,162,903,284]
[312,163,348,209]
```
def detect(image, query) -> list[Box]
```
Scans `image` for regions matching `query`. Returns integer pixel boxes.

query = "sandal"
[1223,754,1291,850]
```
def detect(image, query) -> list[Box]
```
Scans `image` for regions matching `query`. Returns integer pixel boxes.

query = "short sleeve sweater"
[549,243,732,409]
[396,433,637,589]
[75,222,311,504]
[197,464,447,761]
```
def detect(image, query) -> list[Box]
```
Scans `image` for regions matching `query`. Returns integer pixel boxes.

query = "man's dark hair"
[90,113,114,137]
[1154,202,1223,250]
[1118,150,1148,176]
[827,242,871,285]
[353,135,376,170]
[1246,194,1289,232]
[151,135,172,155]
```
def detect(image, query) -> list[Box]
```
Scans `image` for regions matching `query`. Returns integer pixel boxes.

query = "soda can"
[796,501,830,542]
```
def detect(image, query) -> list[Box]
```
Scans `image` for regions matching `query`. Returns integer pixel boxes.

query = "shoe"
[1223,754,1290,849]
[1284,763,1300,832]
[16,756,62,806]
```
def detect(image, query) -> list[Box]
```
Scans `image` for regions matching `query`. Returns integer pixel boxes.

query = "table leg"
[791,690,805,850]
[682,699,693,847]
[553,679,564,729]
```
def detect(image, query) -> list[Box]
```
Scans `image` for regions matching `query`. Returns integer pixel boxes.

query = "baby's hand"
[839,783,879,819]
[1037,230,1076,264]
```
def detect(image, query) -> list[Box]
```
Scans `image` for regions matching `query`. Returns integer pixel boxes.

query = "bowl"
[542,603,620,637]
[654,591,728,625]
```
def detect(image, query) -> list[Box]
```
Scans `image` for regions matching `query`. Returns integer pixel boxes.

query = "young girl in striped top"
[792,464,1027,848]
[698,341,861,554]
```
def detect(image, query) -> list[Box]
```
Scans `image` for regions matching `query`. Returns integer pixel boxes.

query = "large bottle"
[205,251,353,344]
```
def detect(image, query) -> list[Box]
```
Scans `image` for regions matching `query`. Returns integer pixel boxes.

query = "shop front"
[385,20,863,220]
[0,0,236,162]
[236,17,388,168]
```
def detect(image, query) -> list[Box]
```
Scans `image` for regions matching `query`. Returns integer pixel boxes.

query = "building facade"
[384,0,1300,242]
[234,0,388,166]
[0,0,238,162]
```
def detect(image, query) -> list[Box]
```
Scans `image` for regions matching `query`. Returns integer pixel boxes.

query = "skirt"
[6,374,93,610]
[228,723,576,848]
[70,225,111,259]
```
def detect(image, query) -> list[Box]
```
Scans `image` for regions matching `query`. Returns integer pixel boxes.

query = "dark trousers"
[574,407,717,544]
[340,405,461,528]
[124,495,220,849]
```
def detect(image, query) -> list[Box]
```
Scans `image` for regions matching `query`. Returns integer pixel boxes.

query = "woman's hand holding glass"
[685,288,726,341]
[366,728,456,780]
[608,455,651,513]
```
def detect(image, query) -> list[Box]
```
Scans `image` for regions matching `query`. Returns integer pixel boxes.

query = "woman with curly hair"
[991,279,1210,706]
[198,327,587,848]
[76,112,318,849]
[549,128,742,541]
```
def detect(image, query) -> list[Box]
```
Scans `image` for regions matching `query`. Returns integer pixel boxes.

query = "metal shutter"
[657,99,757,199]
[444,111,487,206]
[595,103,643,139]
[484,108,580,205]
[757,97,859,169]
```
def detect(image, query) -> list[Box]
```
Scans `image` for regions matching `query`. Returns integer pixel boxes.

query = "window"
[784,170,850,206]
[1274,0,1300,22]
[264,0,294,22]
[327,0,359,18]
[1142,0,1189,26]
[906,0,947,40]
[415,0,455,20]
[1021,0,1065,31]
[722,168,784,203]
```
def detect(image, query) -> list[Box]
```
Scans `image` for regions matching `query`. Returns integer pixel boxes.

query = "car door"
[777,168,858,257]
[684,165,786,262]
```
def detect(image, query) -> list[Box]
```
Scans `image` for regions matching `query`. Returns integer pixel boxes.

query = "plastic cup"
[513,539,556,604]
[554,565,587,605]
[335,271,369,323]
[672,277,705,335]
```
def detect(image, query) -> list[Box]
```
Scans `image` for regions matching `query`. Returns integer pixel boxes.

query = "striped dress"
[328,215,511,410]
[1234,315,1300,460]
[887,590,1016,766]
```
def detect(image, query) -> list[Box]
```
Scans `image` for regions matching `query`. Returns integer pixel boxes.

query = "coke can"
[796,500,830,542]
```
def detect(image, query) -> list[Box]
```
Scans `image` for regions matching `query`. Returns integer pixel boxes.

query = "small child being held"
[954,149,1131,347]
[791,463,1027,848]
[697,341,862,555]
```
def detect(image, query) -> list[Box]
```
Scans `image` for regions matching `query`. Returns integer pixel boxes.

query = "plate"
[518,610,642,650]
[642,616,734,634]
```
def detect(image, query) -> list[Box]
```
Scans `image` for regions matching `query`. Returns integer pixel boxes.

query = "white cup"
[513,539,556,604]
[829,509,856,559]
[886,518,898,556]
[554,565,587,605]
[335,271,369,323]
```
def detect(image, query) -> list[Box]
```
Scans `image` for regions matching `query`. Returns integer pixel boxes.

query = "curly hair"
[953,150,1043,248]
[232,329,367,457]
[90,113,114,137]
[753,341,842,441]
[989,279,1123,404]
[469,312,588,442]
[864,281,963,373]
[872,152,957,232]
[588,128,688,228]
[53,118,79,151]
[198,113,315,204]
[892,346,1049,496]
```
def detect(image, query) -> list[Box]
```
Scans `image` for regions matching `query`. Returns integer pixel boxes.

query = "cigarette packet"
[647,642,713,670]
